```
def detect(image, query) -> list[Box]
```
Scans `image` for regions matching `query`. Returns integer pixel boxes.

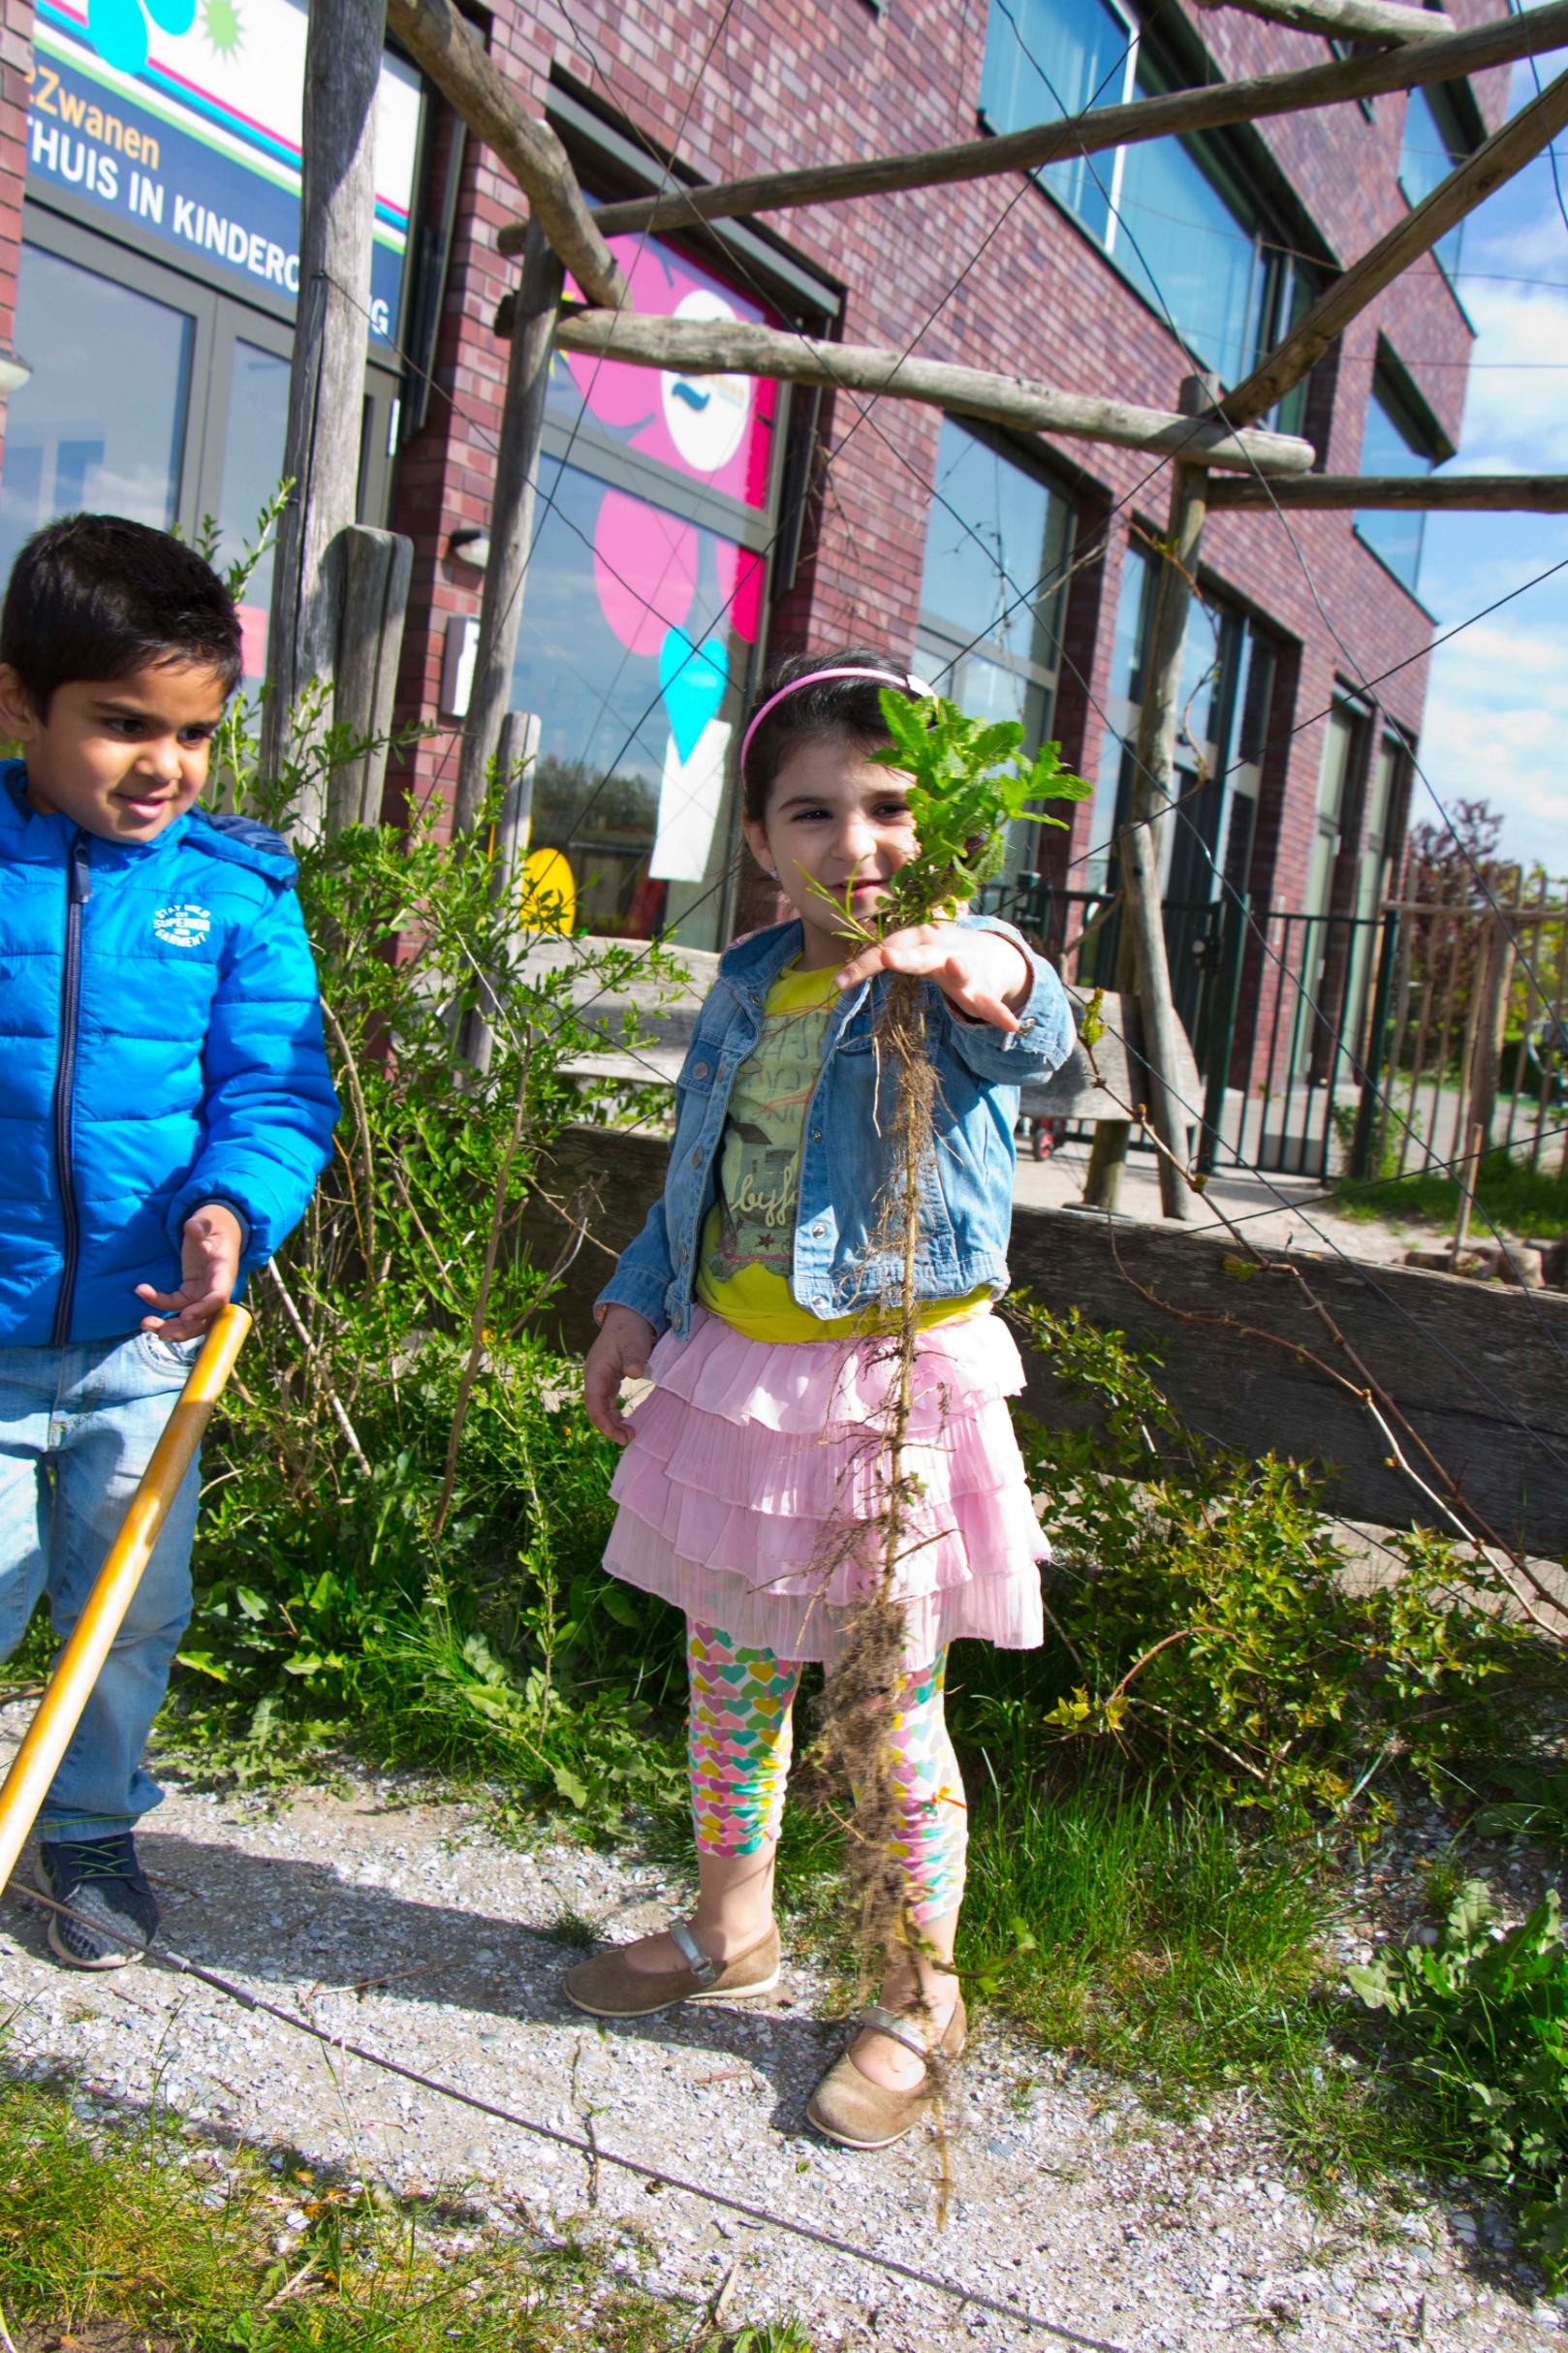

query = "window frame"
[976,0,1328,399]
[13,199,404,550]
[1354,344,1449,603]
[914,417,1077,894]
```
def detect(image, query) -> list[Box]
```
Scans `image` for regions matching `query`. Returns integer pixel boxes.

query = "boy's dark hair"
[740,646,925,826]
[0,513,243,716]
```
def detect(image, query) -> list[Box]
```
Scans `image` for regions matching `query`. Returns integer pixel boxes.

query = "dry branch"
[1208,472,1568,512]
[517,0,1568,242]
[551,309,1314,474]
[1193,0,1450,42]
[1221,64,1568,424]
[385,0,625,310]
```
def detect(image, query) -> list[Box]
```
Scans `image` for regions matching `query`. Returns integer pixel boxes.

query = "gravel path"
[0,1716,1558,2352]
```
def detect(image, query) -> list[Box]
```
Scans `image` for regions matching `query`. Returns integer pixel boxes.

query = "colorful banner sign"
[28,0,421,344]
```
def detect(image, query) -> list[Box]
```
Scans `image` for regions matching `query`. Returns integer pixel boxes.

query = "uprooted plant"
[802,695,1089,2034]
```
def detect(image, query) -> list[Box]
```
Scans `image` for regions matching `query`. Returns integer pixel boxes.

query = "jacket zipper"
[49,829,91,1345]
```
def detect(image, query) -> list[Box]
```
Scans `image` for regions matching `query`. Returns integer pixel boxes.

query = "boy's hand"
[584,1305,658,1444]
[135,1203,244,1341]
[835,924,1031,1031]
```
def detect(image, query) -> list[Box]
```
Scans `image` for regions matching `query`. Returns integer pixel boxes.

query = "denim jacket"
[595,914,1074,1339]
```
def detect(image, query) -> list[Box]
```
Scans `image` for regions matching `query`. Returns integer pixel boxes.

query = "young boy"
[0,513,337,1967]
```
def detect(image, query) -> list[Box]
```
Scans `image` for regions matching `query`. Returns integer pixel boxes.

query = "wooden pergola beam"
[385,0,625,309]
[551,308,1314,474]
[505,0,1568,247]
[1219,65,1568,425]
[1193,0,1451,43]
[1209,473,1568,510]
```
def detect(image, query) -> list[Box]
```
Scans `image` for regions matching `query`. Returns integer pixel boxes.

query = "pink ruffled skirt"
[603,1304,1046,1664]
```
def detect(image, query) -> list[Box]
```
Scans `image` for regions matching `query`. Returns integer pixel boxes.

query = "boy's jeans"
[0,1332,203,1840]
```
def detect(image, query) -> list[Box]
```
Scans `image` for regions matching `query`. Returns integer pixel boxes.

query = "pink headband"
[738,665,934,779]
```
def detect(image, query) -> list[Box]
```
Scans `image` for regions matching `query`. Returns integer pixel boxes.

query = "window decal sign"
[552,233,779,512]
[27,0,420,342]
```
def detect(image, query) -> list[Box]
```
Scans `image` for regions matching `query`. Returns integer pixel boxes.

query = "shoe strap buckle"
[669,1919,720,1987]
[859,2003,933,2062]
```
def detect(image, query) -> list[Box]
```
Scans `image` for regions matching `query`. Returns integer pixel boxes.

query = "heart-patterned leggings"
[685,1618,968,1923]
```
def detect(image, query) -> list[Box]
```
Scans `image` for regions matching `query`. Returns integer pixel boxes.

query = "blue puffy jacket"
[0,763,338,1347]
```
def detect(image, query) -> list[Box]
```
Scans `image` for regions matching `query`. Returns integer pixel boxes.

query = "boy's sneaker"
[35,1835,159,1969]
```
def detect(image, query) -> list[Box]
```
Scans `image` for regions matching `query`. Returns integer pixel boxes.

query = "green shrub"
[1351,1879,1568,2280]
[1004,1302,1546,1819]
[161,700,693,1820]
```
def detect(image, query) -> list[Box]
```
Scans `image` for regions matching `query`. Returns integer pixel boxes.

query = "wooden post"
[1194,0,1451,40]
[1465,907,1518,1152]
[1208,471,1568,512]
[1220,64,1568,427]
[330,524,414,833]
[549,310,1312,476]
[452,223,564,836]
[262,0,385,834]
[1083,387,1210,1219]
[493,707,541,905]
[465,709,542,1076]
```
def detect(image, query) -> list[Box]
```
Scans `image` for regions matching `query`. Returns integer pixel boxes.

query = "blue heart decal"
[659,627,728,764]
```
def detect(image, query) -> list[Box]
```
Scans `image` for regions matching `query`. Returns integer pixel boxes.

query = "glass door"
[0,230,207,588]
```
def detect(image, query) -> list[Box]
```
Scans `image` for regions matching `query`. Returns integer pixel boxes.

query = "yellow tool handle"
[0,1303,251,1896]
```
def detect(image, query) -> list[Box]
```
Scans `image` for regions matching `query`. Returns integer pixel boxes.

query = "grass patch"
[0,2065,809,2351]
[1335,1145,1568,1237]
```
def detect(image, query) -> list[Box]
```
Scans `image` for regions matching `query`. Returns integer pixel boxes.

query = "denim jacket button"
[692,1060,709,1081]
[690,1149,702,1169]
[811,1221,826,1239]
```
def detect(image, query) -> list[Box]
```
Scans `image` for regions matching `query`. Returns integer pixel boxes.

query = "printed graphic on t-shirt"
[705,995,832,1284]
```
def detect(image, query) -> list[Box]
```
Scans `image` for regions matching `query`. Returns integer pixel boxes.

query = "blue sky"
[1411,55,1568,876]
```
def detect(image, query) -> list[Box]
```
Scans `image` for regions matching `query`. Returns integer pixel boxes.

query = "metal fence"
[986,871,1568,1183]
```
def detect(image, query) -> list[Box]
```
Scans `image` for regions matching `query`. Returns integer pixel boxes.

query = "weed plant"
[1352,1879,1568,2282]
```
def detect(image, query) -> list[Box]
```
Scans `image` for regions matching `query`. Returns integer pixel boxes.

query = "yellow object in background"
[518,847,575,934]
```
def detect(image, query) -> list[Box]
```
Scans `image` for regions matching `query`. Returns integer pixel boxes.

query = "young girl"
[570,651,1073,2149]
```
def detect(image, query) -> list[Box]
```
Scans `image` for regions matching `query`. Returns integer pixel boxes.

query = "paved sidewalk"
[1013,1139,1421,1268]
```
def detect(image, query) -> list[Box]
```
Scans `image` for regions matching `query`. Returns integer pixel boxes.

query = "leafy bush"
[1351,1879,1568,2281]
[1004,1302,1546,1819]
[165,699,694,1820]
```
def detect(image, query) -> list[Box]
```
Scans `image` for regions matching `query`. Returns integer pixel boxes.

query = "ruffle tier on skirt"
[603,1304,1046,1665]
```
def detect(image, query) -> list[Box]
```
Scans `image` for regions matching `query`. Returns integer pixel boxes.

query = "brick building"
[0,0,1507,1142]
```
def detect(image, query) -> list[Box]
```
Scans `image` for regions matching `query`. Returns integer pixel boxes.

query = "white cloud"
[1418,613,1568,870]
[1450,281,1568,471]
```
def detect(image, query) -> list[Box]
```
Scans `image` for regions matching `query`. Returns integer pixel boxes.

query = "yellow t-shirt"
[695,961,991,1343]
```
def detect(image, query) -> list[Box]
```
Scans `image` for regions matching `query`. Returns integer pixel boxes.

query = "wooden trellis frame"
[355,0,1568,1202]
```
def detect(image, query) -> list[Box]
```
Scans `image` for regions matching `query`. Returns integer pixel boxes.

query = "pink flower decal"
[592,488,698,657]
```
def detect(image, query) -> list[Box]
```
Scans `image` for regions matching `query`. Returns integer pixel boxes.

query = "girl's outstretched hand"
[834,923,1031,1031]
[584,1304,659,1443]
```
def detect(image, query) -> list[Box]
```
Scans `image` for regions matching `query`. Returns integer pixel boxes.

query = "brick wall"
[388,0,1504,979]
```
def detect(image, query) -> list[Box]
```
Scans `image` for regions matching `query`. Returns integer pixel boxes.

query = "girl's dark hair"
[740,646,925,825]
[0,512,244,716]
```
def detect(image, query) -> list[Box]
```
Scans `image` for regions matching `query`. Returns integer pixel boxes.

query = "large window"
[914,418,1073,894]
[1087,538,1274,910]
[502,225,786,952]
[979,0,1316,404]
[1398,83,1470,283]
[2,210,399,683]
[1356,362,1443,596]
